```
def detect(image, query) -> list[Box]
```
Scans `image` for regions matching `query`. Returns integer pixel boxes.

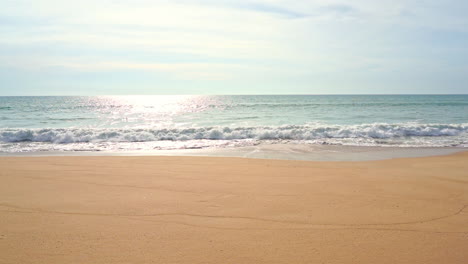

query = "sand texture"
[1,153,468,263]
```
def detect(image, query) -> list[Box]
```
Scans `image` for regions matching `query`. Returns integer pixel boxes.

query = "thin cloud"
[172,0,308,19]
[233,2,308,18]
[320,4,357,14]
[41,60,267,81]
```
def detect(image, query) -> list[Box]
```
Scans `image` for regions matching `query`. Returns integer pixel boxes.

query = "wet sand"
[1,144,464,162]
[1,152,467,263]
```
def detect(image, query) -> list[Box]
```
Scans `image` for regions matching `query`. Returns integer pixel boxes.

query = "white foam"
[0,123,467,152]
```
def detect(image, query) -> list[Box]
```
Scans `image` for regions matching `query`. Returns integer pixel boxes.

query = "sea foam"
[1,123,466,144]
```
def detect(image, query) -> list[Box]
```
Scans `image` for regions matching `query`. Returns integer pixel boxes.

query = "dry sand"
[1,152,467,263]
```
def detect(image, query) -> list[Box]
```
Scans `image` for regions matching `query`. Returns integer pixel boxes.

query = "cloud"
[0,52,276,81]
[52,61,242,81]
[0,15,54,27]
[320,4,356,13]
[230,2,308,18]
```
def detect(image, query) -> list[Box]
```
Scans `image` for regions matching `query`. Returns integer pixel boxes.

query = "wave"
[0,123,467,144]
[7,102,468,113]
[221,102,468,109]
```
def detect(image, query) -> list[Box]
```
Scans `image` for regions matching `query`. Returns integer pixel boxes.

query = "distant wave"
[3,102,467,112]
[1,123,467,144]
[220,102,468,109]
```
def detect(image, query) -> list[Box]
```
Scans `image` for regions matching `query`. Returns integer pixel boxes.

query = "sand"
[0,152,467,263]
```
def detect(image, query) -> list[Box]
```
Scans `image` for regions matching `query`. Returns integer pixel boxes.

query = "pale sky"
[1,0,468,95]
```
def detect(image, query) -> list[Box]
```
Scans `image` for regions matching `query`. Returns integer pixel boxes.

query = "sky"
[0,0,468,95]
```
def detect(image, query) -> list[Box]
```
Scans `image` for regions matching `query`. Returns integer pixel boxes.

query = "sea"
[0,95,467,157]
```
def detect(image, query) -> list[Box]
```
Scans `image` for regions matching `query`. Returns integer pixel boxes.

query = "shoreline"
[1,144,465,161]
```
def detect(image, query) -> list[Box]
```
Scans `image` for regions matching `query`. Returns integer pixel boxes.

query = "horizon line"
[1,93,468,97]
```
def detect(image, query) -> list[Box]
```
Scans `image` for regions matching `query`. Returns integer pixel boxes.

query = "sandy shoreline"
[1,153,467,263]
[1,144,465,162]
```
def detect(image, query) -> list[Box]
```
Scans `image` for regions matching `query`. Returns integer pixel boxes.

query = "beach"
[2,0,468,262]
[1,152,467,264]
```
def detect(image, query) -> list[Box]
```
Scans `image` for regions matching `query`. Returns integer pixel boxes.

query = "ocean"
[0,95,467,154]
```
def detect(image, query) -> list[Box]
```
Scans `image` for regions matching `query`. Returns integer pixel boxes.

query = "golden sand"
[1,153,467,263]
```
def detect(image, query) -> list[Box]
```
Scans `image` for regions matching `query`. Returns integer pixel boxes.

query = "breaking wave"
[1,123,467,145]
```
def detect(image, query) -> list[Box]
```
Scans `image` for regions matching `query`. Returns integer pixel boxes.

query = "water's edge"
[0,144,464,162]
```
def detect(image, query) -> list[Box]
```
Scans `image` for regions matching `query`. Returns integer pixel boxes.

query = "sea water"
[0,95,467,153]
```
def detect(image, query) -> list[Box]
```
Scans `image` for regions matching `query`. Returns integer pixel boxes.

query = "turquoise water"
[0,95,467,152]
